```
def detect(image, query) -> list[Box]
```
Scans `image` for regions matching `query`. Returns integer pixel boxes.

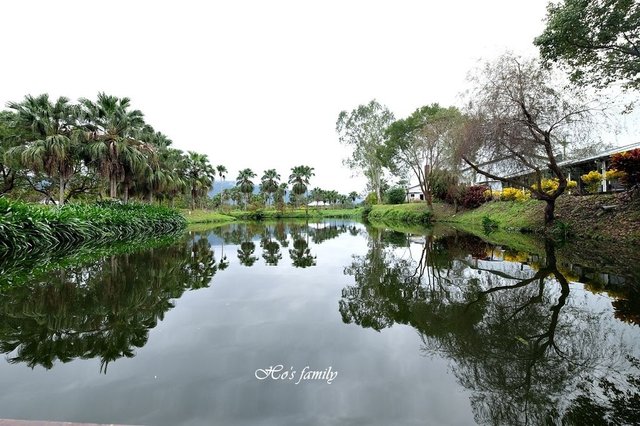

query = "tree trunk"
[123,184,129,204]
[110,176,117,199]
[59,178,65,206]
[544,198,555,225]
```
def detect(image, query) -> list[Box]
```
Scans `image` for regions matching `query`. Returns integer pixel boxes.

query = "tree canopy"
[336,100,394,203]
[535,0,640,90]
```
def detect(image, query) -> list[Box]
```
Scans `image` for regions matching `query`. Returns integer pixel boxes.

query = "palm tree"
[216,164,228,201]
[78,93,147,200]
[274,182,288,210]
[184,151,215,210]
[310,187,324,204]
[236,168,256,209]
[260,169,280,206]
[7,94,80,205]
[349,191,359,204]
[288,165,314,208]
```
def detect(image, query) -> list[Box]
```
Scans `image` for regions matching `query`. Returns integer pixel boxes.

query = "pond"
[0,220,639,425]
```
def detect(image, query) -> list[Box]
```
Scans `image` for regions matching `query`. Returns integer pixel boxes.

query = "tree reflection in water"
[0,231,220,373]
[0,221,352,372]
[340,227,640,425]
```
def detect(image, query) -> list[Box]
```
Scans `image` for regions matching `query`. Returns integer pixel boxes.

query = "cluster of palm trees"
[0,93,222,207]
[310,188,359,206]
[222,165,316,209]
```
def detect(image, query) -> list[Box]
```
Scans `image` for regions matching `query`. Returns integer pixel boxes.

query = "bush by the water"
[0,199,186,255]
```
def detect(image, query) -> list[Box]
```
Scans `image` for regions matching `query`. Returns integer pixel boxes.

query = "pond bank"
[183,207,362,224]
[367,194,640,243]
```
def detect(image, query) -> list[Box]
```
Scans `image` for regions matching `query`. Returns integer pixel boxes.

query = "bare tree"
[458,53,598,224]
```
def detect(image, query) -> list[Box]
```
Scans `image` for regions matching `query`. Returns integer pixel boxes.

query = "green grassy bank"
[184,207,362,223]
[366,193,640,243]
[0,199,186,257]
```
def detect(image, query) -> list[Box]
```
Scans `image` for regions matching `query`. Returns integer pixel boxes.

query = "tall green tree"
[7,94,81,205]
[535,0,640,90]
[78,93,147,200]
[260,169,280,205]
[236,168,256,208]
[288,165,314,208]
[0,111,30,196]
[184,151,215,210]
[336,100,394,202]
[381,104,463,208]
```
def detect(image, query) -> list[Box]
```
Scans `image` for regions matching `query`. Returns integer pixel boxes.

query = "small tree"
[382,104,463,209]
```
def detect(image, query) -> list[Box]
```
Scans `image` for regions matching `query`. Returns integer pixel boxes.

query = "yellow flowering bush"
[500,187,530,201]
[581,170,602,193]
[605,169,626,181]
[531,178,577,194]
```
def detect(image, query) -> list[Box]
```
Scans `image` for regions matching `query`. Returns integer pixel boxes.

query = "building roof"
[557,141,640,168]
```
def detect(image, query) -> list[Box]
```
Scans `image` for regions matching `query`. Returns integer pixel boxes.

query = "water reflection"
[209,221,353,268]
[340,227,640,424]
[0,232,220,372]
[0,221,354,372]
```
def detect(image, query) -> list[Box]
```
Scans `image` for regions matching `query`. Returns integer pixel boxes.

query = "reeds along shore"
[0,199,186,256]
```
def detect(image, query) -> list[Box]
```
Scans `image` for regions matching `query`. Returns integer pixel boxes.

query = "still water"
[0,220,639,425]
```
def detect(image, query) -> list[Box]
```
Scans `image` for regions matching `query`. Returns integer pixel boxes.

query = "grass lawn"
[181,210,236,224]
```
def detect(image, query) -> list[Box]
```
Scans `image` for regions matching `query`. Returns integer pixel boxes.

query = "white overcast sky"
[2,0,638,193]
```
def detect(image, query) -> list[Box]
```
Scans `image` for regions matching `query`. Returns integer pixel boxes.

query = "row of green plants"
[0,199,186,258]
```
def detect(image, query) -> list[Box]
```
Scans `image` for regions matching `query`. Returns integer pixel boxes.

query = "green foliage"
[364,192,379,205]
[336,100,394,200]
[610,149,640,189]
[535,0,640,90]
[482,215,498,233]
[385,187,406,205]
[367,204,433,225]
[0,199,186,258]
[429,169,459,201]
[362,205,373,221]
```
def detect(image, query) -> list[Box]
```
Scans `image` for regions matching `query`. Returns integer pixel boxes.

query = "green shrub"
[482,215,498,233]
[385,187,406,205]
[364,192,379,205]
[362,205,373,221]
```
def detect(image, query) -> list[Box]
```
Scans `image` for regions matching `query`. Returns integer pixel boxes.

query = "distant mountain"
[208,181,286,200]
[208,180,238,196]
